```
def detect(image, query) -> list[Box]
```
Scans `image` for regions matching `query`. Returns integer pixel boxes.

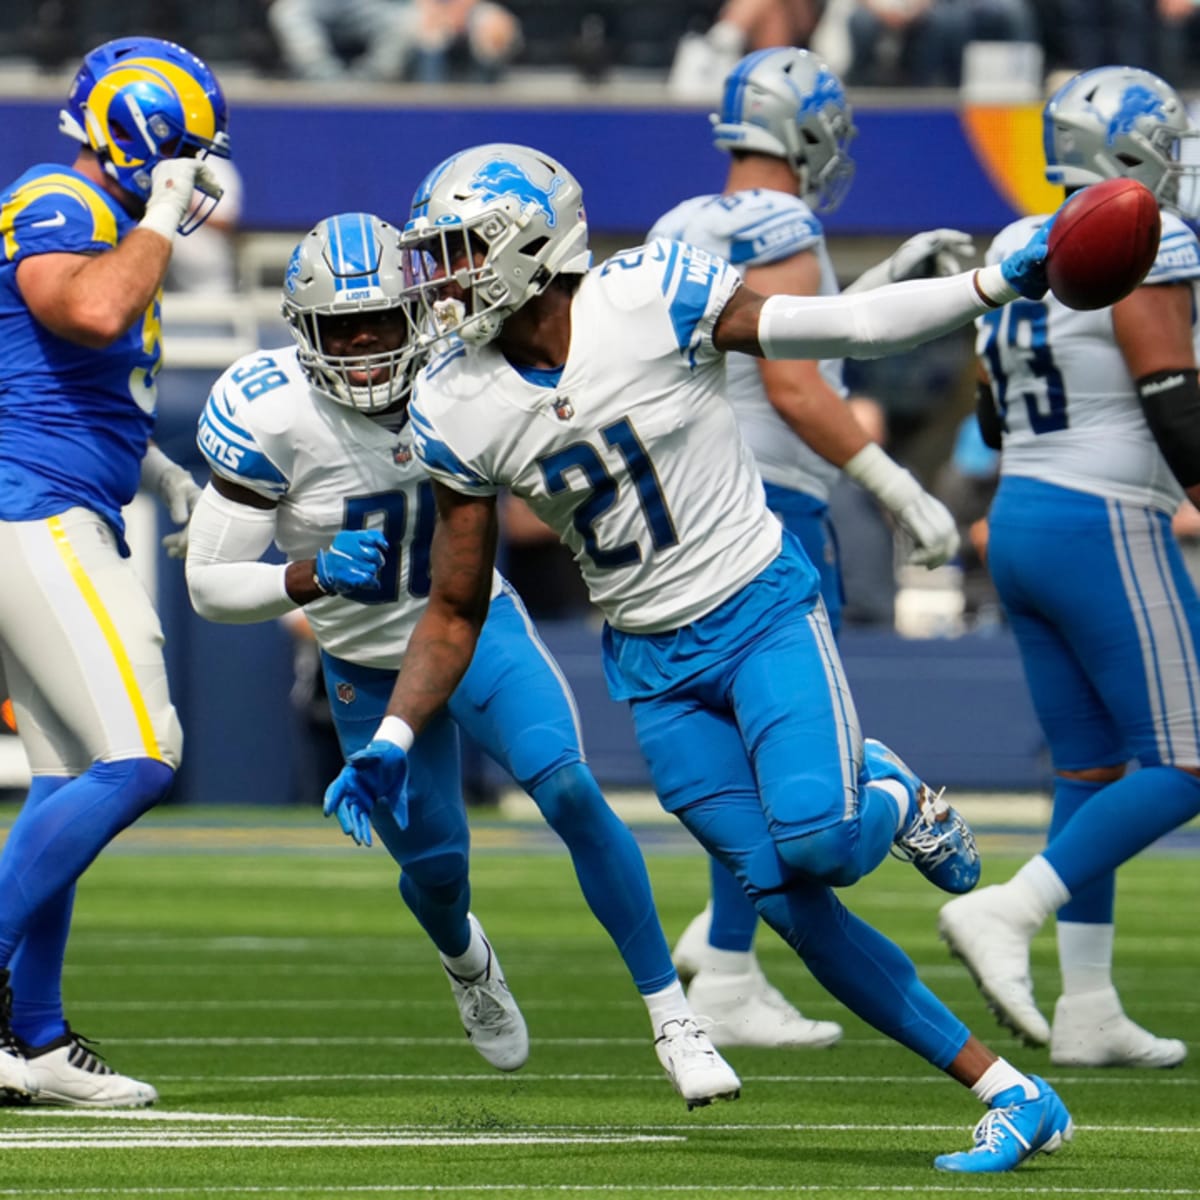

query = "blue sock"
[8,776,74,1047]
[1049,776,1113,924]
[707,857,758,952]
[398,870,472,958]
[0,759,173,964]
[1044,766,1200,895]
[857,783,904,876]
[530,763,675,994]
[756,884,969,1068]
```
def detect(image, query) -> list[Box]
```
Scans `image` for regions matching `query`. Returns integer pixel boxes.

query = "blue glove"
[999,219,1052,300]
[322,738,411,847]
[315,529,388,596]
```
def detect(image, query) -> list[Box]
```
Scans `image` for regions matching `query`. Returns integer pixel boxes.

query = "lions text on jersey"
[649,189,844,502]
[410,238,787,633]
[0,165,162,544]
[198,345,500,670]
[977,211,1200,515]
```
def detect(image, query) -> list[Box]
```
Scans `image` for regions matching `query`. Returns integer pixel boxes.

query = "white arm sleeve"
[185,484,296,624]
[758,266,1014,361]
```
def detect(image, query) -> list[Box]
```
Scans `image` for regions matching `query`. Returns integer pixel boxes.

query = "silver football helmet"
[710,47,856,213]
[400,143,591,347]
[1043,66,1200,216]
[282,212,432,414]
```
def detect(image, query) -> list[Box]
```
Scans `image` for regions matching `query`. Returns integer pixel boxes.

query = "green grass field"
[1,809,1197,1199]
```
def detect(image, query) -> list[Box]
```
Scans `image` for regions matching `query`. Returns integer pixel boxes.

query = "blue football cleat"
[935,1076,1074,1173]
[862,738,981,894]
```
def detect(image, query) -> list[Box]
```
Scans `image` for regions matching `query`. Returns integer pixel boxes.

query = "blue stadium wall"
[0,93,1055,802]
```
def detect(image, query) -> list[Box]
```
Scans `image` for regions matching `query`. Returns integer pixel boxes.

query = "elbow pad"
[1137,368,1200,489]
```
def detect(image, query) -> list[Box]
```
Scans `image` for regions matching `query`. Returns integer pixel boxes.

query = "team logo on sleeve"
[470,160,563,227]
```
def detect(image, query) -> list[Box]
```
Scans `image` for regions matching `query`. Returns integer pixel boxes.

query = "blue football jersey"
[0,165,162,544]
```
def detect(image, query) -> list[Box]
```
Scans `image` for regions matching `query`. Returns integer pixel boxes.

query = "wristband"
[973,264,1019,308]
[138,202,181,242]
[375,715,415,752]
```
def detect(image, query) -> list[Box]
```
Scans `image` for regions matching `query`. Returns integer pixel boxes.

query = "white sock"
[643,981,693,1035]
[1006,855,1071,927]
[440,917,490,979]
[971,1058,1038,1105]
[869,778,912,833]
[1057,921,1115,996]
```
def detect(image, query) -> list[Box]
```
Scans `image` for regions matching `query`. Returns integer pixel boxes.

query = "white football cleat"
[1051,988,1187,1068]
[23,1030,157,1108]
[0,969,37,1103]
[671,904,714,986]
[687,964,843,1049]
[939,888,1051,1046]
[442,914,529,1072]
[654,1017,741,1110]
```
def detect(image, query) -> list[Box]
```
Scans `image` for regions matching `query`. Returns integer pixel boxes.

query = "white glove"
[138,158,223,241]
[890,490,961,568]
[141,444,202,559]
[843,442,960,568]
[843,229,976,294]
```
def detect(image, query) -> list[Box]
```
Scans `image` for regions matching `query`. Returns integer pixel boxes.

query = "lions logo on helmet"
[1043,66,1200,217]
[58,36,230,232]
[401,143,592,349]
[710,48,856,213]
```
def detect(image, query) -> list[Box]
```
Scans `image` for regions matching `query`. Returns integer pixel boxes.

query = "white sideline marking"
[0,1133,682,1150]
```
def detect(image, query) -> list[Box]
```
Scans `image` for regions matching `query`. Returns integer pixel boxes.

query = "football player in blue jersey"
[183,212,742,1108]
[651,46,976,1052]
[323,142,1076,1172]
[940,66,1200,1069]
[0,36,230,1107]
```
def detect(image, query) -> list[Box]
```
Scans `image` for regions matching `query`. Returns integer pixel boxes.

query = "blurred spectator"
[165,156,244,297]
[266,0,416,81]
[1155,0,1200,86]
[498,494,592,620]
[845,0,1036,86]
[826,397,899,629]
[933,413,1002,629]
[412,0,523,82]
[669,0,825,99]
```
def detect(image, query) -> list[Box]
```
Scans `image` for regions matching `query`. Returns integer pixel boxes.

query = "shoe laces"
[656,1016,717,1057]
[968,1102,1032,1158]
[891,787,970,868]
[61,1028,115,1076]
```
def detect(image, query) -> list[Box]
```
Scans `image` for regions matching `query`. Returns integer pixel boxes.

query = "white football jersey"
[977,212,1200,514]
[198,345,500,670]
[410,239,784,634]
[649,189,843,501]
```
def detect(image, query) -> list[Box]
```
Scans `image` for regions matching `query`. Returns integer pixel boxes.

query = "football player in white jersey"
[649,47,975,1052]
[324,143,1075,1172]
[183,212,741,1108]
[939,66,1200,1069]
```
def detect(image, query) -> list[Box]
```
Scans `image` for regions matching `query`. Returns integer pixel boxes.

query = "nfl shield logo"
[553,395,574,421]
[335,682,356,704]
[394,442,412,465]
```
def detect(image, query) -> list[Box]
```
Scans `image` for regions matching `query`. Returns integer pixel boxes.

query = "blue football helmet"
[1043,66,1200,217]
[711,48,856,213]
[401,143,591,347]
[282,212,434,414]
[59,36,231,230]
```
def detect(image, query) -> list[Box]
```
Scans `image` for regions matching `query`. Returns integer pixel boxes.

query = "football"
[1045,177,1161,311]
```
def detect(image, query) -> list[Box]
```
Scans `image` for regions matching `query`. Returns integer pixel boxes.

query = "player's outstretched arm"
[713,227,1049,363]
